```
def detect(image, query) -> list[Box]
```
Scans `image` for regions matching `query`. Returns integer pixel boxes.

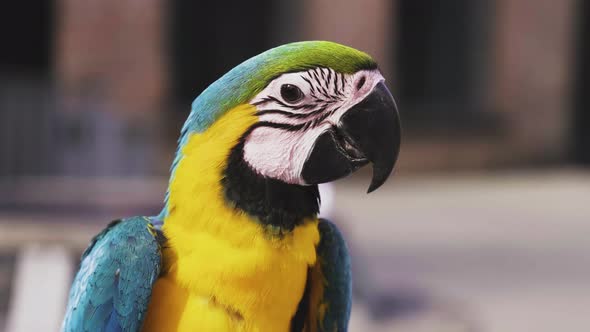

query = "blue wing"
[291,218,352,332]
[62,217,163,332]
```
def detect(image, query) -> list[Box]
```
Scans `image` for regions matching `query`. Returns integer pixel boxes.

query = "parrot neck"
[159,105,321,329]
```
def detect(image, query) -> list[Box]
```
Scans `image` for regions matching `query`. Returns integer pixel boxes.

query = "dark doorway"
[573,0,590,165]
[0,1,55,177]
[168,0,277,111]
[395,0,495,136]
[0,1,53,77]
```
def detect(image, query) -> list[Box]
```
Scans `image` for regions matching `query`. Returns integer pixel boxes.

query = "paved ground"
[334,170,590,331]
[1,170,590,331]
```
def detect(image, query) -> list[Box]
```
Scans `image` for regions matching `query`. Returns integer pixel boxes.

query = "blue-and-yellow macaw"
[61,41,401,332]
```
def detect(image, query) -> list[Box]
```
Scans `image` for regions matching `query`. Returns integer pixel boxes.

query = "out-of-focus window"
[573,1,590,165]
[0,0,55,178]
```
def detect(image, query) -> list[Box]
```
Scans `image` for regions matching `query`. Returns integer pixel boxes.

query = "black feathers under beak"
[301,82,401,192]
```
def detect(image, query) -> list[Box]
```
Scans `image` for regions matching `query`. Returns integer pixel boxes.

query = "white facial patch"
[243,68,385,184]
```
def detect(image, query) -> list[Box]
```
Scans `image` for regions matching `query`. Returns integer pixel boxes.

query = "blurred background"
[1,0,589,331]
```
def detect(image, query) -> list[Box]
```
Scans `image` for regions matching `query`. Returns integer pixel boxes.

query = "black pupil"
[356,76,366,90]
[280,84,303,103]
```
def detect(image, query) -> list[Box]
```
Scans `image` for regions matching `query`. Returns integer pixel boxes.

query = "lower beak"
[301,82,401,192]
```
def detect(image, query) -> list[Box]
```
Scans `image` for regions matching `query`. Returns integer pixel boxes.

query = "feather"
[62,217,163,332]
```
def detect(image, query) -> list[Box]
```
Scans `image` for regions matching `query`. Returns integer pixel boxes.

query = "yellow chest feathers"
[143,105,320,332]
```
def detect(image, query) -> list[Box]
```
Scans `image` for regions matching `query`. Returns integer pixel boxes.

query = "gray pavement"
[334,170,590,331]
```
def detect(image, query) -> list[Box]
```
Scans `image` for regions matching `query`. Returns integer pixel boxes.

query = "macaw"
[61,41,401,332]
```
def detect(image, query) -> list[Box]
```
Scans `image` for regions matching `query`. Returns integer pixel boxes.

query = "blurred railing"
[0,176,165,332]
[0,79,164,180]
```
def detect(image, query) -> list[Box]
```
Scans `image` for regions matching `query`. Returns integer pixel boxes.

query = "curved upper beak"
[301,82,401,192]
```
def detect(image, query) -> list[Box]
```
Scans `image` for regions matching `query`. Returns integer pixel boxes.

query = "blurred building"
[1,0,588,180]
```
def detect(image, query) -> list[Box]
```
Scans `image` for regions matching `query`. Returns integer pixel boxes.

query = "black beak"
[301,82,401,192]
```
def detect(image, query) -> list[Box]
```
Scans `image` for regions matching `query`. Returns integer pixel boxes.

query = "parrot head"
[179,41,399,189]
[164,41,400,224]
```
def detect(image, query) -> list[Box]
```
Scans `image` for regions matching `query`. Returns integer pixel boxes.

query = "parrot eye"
[280,84,304,104]
[356,76,366,90]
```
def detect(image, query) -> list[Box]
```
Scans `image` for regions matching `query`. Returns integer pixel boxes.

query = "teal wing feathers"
[61,217,162,332]
[291,218,352,332]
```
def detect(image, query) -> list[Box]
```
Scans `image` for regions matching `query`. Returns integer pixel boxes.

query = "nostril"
[356,76,366,90]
